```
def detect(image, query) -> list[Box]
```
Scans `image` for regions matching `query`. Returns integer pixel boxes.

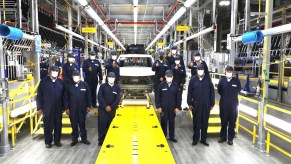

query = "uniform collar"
[108,82,114,87]
[198,75,204,81]
[227,78,232,82]
[50,77,57,82]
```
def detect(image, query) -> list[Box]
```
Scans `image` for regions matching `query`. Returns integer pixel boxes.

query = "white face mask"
[194,56,201,61]
[172,50,177,54]
[68,58,75,63]
[90,56,96,60]
[166,77,173,83]
[108,77,115,84]
[112,55,117,60]
[175,60,180,65]
[197,70,204,76]
[226,72,233,79]
[73,76,80,83]
[51,71,58,78]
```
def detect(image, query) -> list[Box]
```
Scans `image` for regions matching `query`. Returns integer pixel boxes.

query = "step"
[34,127,72,135]
[39,118,71,125]
[208,117,221,124]
[208,126,221,133]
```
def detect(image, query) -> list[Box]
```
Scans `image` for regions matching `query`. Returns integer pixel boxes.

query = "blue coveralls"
[152,59,169,94]
[97,83,121,143]
[166,56,175,67]
[187,75,215,143]
[156,81,182,138]
[64,81,92,142]
[37,77,65,145]
[83,59,103,107]
[171,64,186,96]
[40,62,49,79]
[62,63,78,84]
[105,59,120,83]
[188,60,209,78]
[218,77,241,141]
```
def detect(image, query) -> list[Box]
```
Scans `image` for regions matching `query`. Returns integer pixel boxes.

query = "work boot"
[200,140,209,146]
[54,142,62,147]
[218,138,227,143]
[228,140,233,145]
[70,141,78,146]
[169,138,178,143]
[80,140,91,145]
[46,144,52,148]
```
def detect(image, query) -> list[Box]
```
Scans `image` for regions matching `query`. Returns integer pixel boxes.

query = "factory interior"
[0,0,290,163]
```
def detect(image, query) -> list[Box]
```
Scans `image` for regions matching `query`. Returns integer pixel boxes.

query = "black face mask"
[159,56,164,60]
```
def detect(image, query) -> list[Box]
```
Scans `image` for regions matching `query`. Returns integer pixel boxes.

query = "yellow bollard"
[252,125,257,144]
[266,131,271,154]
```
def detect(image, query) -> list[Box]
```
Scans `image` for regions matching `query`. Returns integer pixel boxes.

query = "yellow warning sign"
[157,42,164,46]
[117,48,122,52]
[107,42,115,46]
[149,48,155,52]
[81,27,96,33]
[176,26,189,31]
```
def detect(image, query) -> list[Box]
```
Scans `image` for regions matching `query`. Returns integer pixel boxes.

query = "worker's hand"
[88,66,92,72]
[112,63,117,68]
[159,77,163,81]
[99,80,102,84]
[188,105,193,111]
[86,107,91,113]
[157,108,162,114]
[156,62,159,67]
[167,52,172,57]
[175,108,180,113]
[37,109,43,115]
[106,106,112,112]
[66,109,70,115]
[189,62,193,67]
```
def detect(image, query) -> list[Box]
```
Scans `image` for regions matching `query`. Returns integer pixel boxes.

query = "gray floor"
[0,110,290,164]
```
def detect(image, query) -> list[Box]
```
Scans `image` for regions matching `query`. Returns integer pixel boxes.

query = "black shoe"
[218,138,227,143]
[228,140,233,145]
[200,141,209,146]
[54,142,62,147]
[80,140,91,145]
[45,144,52,148]
[192,141,198,146]
[70,141,78,146]
[98,141,103,146]
[169,138,177,143]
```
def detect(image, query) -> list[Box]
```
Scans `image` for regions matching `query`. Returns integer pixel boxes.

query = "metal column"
[68,5,73,50]
[17,0,22,29]
[31,0,40,86]
[257,0,273,152]
[183,31,187,66]
[84,21,89,57]
[212,0,217,52]
[230,0,238,66]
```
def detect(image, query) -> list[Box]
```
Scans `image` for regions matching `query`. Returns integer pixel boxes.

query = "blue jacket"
[152,60,169,83]
[63,63,78,83]
[105,59,120,82]
[171,64,186,85]
[82,59,103,83]
[218,77,241,109]
[98,83,121,111]
[156,81,182,111]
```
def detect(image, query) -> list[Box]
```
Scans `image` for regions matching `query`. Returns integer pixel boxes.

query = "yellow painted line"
[209,117,221,124]
[96,105,175,164]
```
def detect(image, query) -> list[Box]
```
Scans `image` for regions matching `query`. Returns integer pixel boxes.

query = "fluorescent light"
[219,0,230,6]
[186,26,214,41]
[167,7,186,26]
[133,0,138,7]
[133,7,138,22]
[184,0,198,8]
[134,24,137,45]
[76,0,88,6]
[85,6,104,25]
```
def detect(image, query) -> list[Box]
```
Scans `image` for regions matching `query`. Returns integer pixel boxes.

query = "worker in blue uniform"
[167,45,185,68]
[62,53,78,84]
[152,51,169,95]
[105,50,120,83]
[218,66,241,145]
[188,51,209,78]
[171,55,186,96]
[40,57,49,79]
[97,72,121,146]
[187,64,215,146]
[64,71,92,146]
[36,66,65,148]
[156,70,182,142]
[83,51,103,108]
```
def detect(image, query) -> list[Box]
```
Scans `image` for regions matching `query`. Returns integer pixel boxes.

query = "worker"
[217,66,241,145]
[62,53,78,84]
[36,66,65,148]
[105,50,120,83]
[64,71,91,146]
[97,72,121,146]
[167,45,185,68]
[187,64,215,146]
[40,57,49,79]
[171,55,186,96]
[152,51,169,95]
[156,70,182,142]
[188,51,209,78]
[83,51,103,108]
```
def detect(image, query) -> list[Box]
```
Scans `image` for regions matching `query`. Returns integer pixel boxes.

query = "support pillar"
[230,0,238,66]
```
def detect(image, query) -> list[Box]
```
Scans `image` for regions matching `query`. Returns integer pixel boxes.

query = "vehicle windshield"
[119,57,153,67]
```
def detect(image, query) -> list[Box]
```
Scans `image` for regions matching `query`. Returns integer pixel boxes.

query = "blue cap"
[72,70,80,76]
[165,70,173,76]
[107,72,116,77]
[174,55,180,60]
[197,64,204,70]
[89,51,96,55]
[49,66,59,71]
[110,51,117,56]
[68,53,74,58]
[170,45,177,50]
[225,65,234,71]
[159,51,165,56]
[192,51,201,56]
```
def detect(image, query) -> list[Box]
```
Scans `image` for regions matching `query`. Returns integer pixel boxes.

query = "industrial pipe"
[0,24,36,40]
[242,30,264,44]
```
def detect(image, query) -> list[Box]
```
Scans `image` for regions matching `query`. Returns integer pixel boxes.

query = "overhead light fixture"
[184,0,198,8]
[133,1,138,45]
[219,0,230,6]
[85,6,104,25]
[76,0,88,6]
[133,0,138,7]
[167,7,186,26]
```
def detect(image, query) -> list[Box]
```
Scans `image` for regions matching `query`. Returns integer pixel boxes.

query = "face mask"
[90,56,96,60]
[226,72,233,79]
[166,77,173,83]
[51,71,58,78]
[108,77,115,84]
[73,76,80,83]
[172,50,177,54]
[175,60,180,65]
[194,56,201,61]
[197,70,204,76]
[68,58,75,63]
[112,55,117,60]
